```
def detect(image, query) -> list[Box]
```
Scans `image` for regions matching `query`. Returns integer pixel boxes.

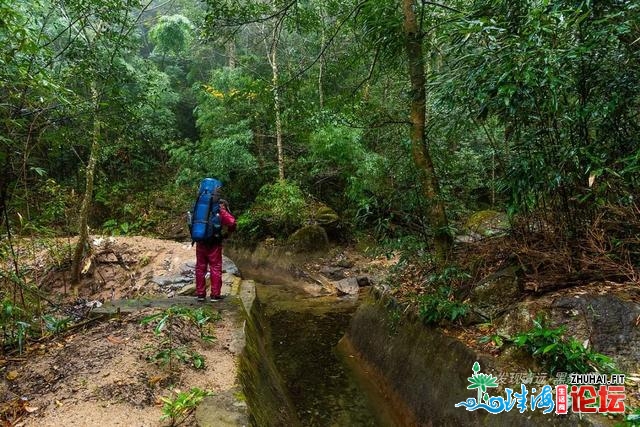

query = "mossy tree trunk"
[71,84,100,286]
[401,0,452,262]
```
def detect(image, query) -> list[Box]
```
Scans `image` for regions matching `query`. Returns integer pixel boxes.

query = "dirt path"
[1,236,245,427]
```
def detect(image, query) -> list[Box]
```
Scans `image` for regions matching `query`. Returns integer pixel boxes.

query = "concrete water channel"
[239,280,400,426]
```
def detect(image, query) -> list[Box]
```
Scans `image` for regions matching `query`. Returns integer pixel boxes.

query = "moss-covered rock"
[315,206,339,226]
[468,265,522,320]
[464,210,509,236]
[287,225,329,253]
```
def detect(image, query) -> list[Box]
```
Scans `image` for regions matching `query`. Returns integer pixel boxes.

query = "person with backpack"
[189,178,236,302]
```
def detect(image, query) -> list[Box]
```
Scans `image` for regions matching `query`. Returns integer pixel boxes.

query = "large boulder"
[464,210,509,238]
[551,293,640,373]
[287,225,329,253]
[468,265,522,320]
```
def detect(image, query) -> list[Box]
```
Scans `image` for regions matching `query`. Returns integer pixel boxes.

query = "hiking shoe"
[196,295,206,302]
[210,295,225,302]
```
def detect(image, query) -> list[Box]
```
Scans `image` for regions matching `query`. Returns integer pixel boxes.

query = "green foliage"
[149,15,195,57]
[239,180,309,240]
[479,333,505,349]
[355,0,404,66]
[300,124,389,220]
[428,266,472,288]
[102,219,136,236]
[147,347,207,370]
[169,132,257,186]
[417,286,468,325]
[307,125,364,172]
[0,299,31,354]
[141,306,219,374]
[513,317,617,376]
[0,297,74,354]
[160,387,213,425]
[93,183,191,237]
[624,408,640,426]
[438,0,640,234]
[41,314,71,335]
[168,67,261,205]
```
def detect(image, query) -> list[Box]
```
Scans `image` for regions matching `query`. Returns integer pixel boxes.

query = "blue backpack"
[189,178,222,244]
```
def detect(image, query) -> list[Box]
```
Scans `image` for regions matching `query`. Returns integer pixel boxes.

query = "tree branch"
[351,47,380,96]
[421,0,462,14]
[212,0,297,27]
[281,0,368,88]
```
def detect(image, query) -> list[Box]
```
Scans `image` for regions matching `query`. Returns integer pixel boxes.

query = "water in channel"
[254,282,394,427]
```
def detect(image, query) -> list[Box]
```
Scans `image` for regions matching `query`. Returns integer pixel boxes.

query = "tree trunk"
[267,21,285,181]
[71,85,100,285]
[401,0,452,262]
[318,6,326,110]
[226,38,236,68]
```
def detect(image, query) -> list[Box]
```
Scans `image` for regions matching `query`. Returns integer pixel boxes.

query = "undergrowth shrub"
[160,387,213,426]
[513,317,617,376]
[237,180,309,240]
[141,306,219,376]
[417,286,469,324]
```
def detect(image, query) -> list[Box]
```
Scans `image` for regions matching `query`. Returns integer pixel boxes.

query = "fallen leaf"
[81,258,92,274]
[6,370,19,381]
[106,335,123,344]
[24,406,39,413]
[148,375,165,385]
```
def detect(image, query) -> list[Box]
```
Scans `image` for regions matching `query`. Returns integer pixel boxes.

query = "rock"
[315,206,339,227]
[287,225,329,253]
[177,283,196,296]
[195,393,248,427]
[464,210,509,237]
[468,266,521,320]
[454,232,483,244]
[336,258,353,268]
[333,277,359,295]
[222,255,240,276]
[356,276,371,287]
[552,294,640,372]
[494,305,536,339]
[319,266,346,280]
[151,275,192,289]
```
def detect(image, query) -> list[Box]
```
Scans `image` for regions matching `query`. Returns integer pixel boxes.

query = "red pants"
[195,243,223,297]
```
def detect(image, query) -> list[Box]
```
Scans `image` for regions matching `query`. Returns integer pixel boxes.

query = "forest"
[1,0,640,407]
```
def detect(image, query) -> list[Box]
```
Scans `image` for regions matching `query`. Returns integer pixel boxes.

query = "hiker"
[193,194,236,302]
